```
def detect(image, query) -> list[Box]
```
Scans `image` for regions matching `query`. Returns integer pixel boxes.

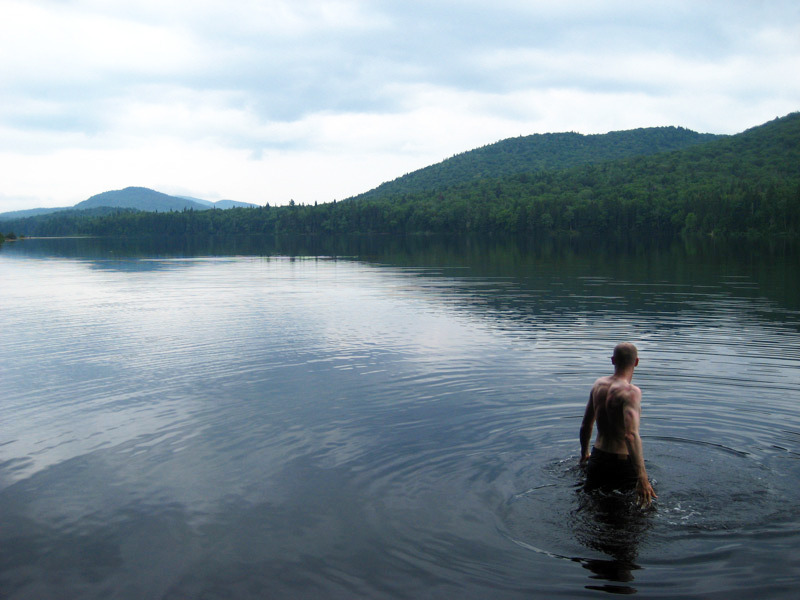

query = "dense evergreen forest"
[5,113,799,240]
[357,126,722,200]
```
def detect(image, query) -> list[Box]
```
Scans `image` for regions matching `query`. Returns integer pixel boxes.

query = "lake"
[1,235,799,598]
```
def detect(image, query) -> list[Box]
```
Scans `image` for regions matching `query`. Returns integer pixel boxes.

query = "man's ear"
[634,358,640,367]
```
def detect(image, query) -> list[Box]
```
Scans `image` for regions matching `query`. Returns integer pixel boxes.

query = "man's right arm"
[579,392,595,464]
[623,395,656,506]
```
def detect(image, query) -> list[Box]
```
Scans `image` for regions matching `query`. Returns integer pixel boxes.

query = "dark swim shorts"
[584,447,638,492]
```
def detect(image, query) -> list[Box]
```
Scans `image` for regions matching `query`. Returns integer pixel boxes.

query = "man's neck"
[613,367,635,383]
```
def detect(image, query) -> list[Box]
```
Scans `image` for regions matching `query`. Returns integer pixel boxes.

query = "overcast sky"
[1,0,798,211]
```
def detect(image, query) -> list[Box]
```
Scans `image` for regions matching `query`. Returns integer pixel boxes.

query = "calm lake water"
[1,236,799,598]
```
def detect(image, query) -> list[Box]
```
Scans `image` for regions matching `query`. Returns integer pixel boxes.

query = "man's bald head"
[612,343,638,369]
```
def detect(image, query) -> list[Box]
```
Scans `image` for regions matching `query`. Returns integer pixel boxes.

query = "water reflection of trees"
[6,235,798,316]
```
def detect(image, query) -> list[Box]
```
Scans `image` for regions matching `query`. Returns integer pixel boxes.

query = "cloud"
[0,0,798,210]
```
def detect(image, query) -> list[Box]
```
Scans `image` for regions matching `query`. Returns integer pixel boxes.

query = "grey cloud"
[3,0,799,152]
[184,0,796,119]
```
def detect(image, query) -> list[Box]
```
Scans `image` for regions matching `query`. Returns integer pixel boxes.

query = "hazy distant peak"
[75,187,207,212]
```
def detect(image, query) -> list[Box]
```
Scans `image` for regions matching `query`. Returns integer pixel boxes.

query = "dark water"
[1,236,799,598]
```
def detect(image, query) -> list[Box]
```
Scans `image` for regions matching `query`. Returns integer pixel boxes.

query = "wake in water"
[500,457,651,554]
[498,457,652,592]
[499,438,796,593]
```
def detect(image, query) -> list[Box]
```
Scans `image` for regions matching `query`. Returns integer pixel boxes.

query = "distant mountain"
[4,113,798,240]
[354,126,722,201]
[76,187,208,211]
[0,206,70,221]
[175,195,215,207]
[0,187,257,221]
[212,199,258,209]
[176,196,258,209]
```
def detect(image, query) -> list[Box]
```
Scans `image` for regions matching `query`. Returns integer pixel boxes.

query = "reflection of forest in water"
[5,234,799,320]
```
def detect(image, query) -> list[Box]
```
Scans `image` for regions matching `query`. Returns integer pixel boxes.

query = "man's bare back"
[590,375,641,455]
[579,343,656,506]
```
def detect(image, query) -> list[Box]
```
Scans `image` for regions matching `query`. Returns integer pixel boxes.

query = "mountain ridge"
[352,125,723,202]
[75,187,207,212]
[2,112,798,240]
[0,187,257,221]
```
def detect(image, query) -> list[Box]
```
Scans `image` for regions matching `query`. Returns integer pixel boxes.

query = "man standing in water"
[579,342,657,506]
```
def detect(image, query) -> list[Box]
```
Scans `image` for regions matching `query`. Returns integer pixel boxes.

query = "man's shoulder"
[608,380,640,398]
[592,375,614,387]
[615,383,642,406]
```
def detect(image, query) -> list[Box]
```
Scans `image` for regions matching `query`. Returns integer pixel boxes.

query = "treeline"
[6,113,800,240]
[0,231,19,244]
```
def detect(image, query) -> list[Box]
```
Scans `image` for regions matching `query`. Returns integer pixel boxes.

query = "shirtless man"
[579,342,657,506]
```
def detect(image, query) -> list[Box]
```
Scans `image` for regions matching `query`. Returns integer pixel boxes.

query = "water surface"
[1,236,799,598]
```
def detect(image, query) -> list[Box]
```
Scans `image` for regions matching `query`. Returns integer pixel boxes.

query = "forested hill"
[342,112,800,238]
[3,112,799,240]
[354,126,722,201]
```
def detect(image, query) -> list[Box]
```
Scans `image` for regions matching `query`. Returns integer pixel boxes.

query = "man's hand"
[579,453,591,466]
[636,478,657,507]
